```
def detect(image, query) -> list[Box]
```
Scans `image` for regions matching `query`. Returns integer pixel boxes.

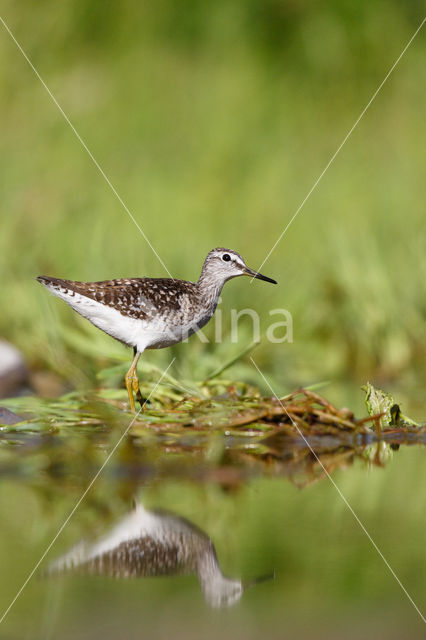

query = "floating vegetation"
[0,381,424,490]
[363,381,421,429]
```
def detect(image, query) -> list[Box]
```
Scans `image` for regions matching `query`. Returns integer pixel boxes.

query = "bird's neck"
[196,544,225,587]
[196,271,227,307]
[196,546,243,607]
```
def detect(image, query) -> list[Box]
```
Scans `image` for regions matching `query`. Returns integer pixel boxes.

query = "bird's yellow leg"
[125,350,141,413]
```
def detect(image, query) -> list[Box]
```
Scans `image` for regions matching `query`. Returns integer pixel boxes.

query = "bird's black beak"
[244,266,277,284]
[243,570,276,590]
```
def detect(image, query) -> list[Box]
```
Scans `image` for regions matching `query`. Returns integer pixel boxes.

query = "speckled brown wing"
[37,276,196,320]
[73,537,195,579]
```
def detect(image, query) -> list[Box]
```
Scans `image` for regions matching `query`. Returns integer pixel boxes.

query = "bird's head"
[200,248,277,285]
[201,575,244,608]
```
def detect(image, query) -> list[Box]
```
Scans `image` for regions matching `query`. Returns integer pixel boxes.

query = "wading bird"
[45,500,252,608]
[38,248,277,411]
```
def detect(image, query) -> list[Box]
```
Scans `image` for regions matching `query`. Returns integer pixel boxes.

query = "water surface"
[0,389,424,639]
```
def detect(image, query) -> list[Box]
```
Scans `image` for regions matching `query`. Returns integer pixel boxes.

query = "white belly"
[43,284,210,352]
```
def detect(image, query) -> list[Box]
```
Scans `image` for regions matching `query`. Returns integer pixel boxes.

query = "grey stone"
[0,340,28,398]
[0,407,22,425]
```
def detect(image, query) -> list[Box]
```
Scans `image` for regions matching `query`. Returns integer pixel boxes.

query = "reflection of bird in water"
[46,501,263,608]
[37,248,276,412]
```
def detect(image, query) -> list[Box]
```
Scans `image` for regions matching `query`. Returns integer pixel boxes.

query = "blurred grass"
[0,1,425,406]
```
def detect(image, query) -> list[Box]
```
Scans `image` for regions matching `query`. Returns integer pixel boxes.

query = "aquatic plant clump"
[0,381,423,490]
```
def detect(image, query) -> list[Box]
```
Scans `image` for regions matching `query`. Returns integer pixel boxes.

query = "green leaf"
[362,382,419,429]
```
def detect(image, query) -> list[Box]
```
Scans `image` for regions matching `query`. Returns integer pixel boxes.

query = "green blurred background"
[0,1,425,413]
[0,4,425,637]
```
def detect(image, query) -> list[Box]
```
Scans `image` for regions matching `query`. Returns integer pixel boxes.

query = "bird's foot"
[135,388,147,410]
[131,373,146,411]
[125,370,137,413]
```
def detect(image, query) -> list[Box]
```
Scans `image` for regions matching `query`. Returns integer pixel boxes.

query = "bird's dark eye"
[222,254,231,262]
